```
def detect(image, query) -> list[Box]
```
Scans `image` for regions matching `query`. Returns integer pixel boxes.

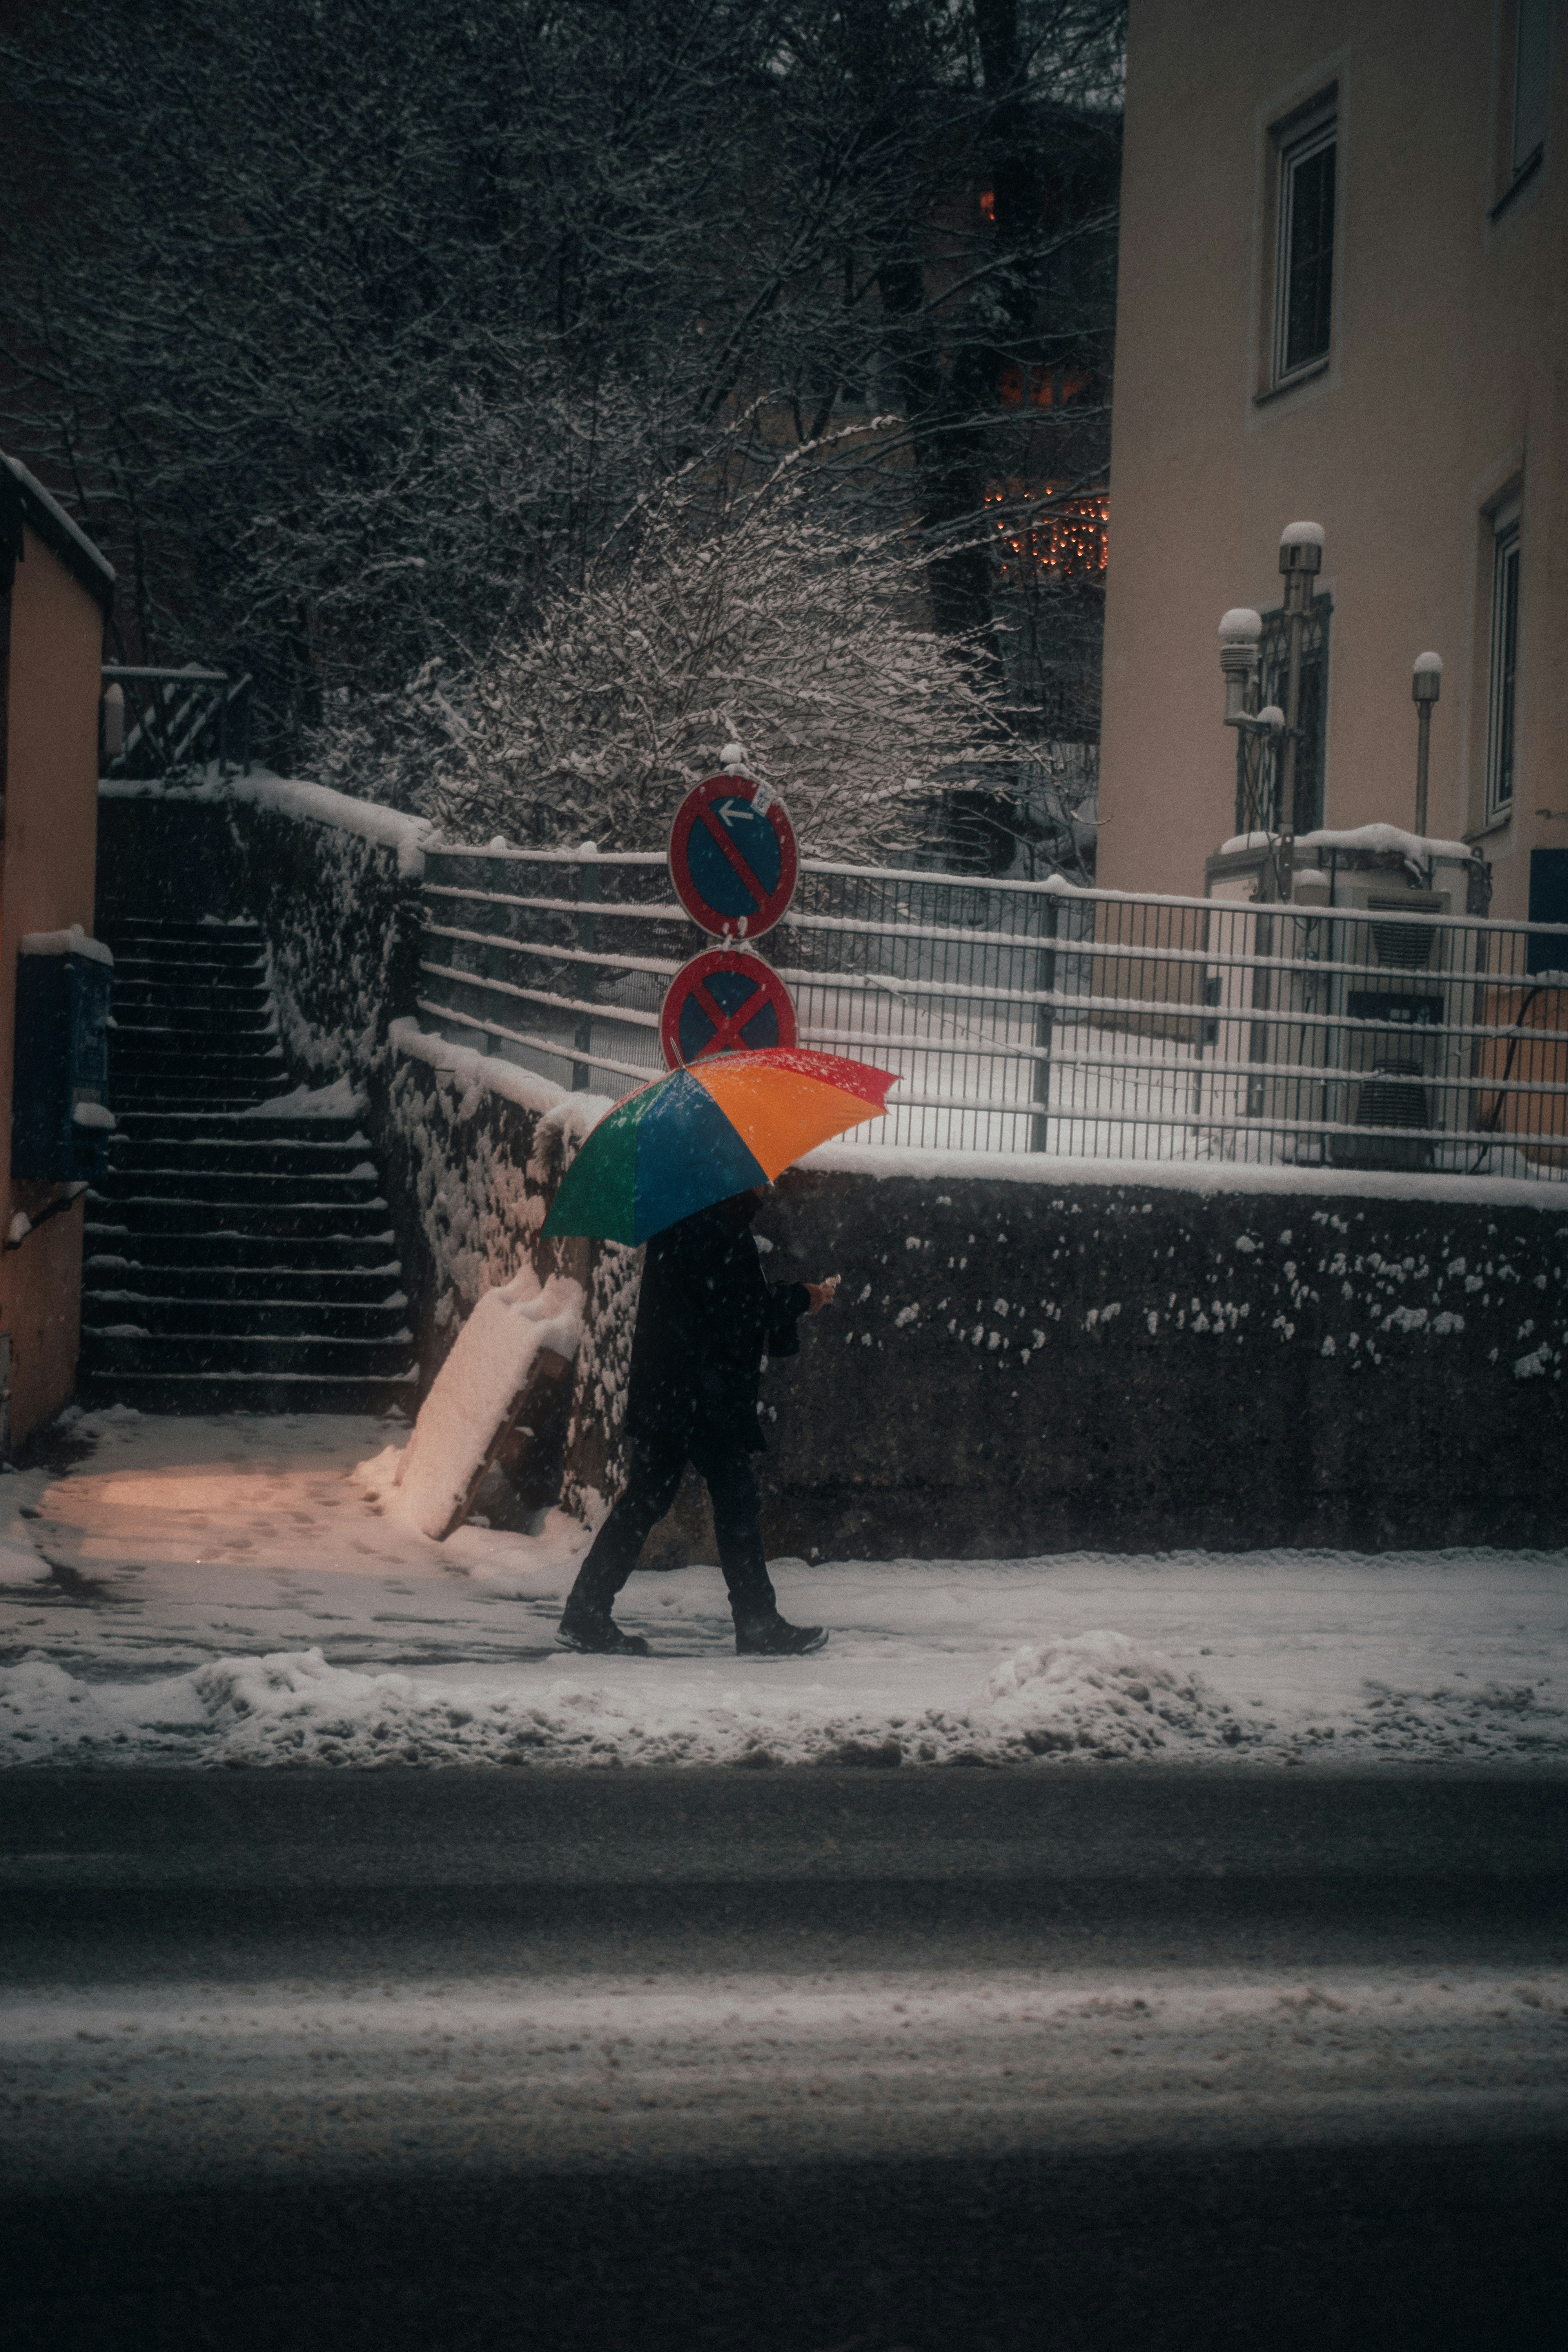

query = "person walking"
[559,1186,837,1658]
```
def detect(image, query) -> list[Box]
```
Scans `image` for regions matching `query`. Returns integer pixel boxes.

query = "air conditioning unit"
[1324,882,1476,1170]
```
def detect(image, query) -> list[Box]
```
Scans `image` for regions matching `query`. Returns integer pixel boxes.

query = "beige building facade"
[1098,0,1567,925]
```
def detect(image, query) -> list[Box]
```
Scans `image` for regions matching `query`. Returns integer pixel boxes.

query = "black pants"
[565,1427,778,1627]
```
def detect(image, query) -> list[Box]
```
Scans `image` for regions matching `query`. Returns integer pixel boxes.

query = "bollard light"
[1278,519,1324,581]
[1218,607,1261,722]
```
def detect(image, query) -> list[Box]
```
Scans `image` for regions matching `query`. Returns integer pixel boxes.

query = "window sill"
[1489,148,1543,223]
[1254,360,1331,407]
[1464,810,1513,844]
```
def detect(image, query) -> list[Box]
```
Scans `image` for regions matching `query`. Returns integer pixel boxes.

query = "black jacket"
[624,1195,811,1454]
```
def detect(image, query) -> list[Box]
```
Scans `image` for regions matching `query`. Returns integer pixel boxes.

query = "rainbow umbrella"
[541,1048,897,1244]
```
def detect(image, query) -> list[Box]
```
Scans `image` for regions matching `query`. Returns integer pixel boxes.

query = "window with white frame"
[1486,501,1522,818]
[1274,111,1337,382]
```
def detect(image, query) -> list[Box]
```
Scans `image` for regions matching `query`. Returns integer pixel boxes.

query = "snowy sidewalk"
[1,1406,1565,1771]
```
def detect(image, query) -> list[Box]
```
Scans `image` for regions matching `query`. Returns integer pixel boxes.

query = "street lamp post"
[1218,609,1287,888]
[1275,521,1324,904]
[1412,651,1442,838]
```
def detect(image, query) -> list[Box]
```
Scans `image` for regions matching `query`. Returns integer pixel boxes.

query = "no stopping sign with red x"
[668,775,798,939]
[659,948,798,1069]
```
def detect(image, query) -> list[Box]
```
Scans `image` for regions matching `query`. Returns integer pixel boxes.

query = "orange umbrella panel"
[691,1051,895,1178]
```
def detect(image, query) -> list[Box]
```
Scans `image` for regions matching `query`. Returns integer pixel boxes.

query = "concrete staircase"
[81,913,417,1414]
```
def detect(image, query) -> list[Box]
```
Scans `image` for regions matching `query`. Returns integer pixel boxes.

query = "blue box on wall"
[12,927,115,1180]
[1528,850,1568,975]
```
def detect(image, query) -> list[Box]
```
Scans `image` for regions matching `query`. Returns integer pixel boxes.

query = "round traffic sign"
[668,775,798,939]
[660,949,798,1070]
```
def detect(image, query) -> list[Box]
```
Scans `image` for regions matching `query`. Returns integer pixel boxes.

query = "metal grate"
[414,846,1568,1180]
[1368,899,1437,970]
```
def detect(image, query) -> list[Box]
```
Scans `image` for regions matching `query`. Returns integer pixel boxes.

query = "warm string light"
[998,363,1091,410]
[984,482,1109,583]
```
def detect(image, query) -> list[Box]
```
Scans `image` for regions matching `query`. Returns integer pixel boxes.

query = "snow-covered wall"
[735,1166,1568,1557]
[239,797,422,1083]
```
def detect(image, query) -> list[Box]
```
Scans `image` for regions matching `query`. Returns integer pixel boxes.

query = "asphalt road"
[2,1765,1566,2352]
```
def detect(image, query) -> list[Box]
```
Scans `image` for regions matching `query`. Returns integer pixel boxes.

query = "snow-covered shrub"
[309,440,1022,861]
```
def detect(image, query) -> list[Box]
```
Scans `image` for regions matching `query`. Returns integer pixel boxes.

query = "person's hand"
[805,1276,840,1313]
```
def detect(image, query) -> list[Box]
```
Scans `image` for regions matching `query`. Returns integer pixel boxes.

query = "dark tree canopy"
[1,0,1122,857]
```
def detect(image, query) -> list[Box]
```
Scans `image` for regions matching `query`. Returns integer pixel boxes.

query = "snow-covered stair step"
[83,1228,401,1274]
[84,1194,396,1241]
[113,1108,362,1141]
[108,1133,375,1176]
[78,1371,416,1416]
[108,943,268,972]
[94,1165,384,1209]
[82,1330,414,1380]
[100,921,268,958]
[111,1032,281,1065]
[111,957,269,987]
[109,1079,295,1111]
[81,1291,408,1341]
[110,1001,276,1038]
[111,1065,290,1103]
[83,1255,403,1306]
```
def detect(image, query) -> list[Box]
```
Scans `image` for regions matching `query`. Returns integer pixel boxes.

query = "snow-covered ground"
[2,1406,1564,1772]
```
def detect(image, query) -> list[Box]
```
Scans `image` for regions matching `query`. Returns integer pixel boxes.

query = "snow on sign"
[668,774,798,939]
[660,947,798,1070]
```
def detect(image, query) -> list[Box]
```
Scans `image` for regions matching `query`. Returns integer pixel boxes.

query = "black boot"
[557,1606,650,1658]
[735,1614,828,1659]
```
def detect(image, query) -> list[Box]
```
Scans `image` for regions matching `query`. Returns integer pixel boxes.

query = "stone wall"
[732,1165,1568,1557]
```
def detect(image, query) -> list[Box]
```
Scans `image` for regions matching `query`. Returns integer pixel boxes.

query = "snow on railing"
[411,844,1568,1178]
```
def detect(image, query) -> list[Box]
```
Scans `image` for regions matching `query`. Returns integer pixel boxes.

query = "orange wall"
[1098,0,1568,916]
[0,519,103,1444]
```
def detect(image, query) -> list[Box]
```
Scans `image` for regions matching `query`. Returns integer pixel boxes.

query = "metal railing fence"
[102,664,252,779]
[416,846,1568,1177]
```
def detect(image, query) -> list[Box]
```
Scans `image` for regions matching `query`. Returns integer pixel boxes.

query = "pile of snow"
[1217,823,1474,864]
[230,773,434,877]
[389,1014,619,1149]
[100,771,434,877]
[979,1629,1252,1757]
[381,1265,584,1539]
[3,1623,1564,1771]
[240,1074,366,1120]
[18,924,113,965]
[388,1016,575,1120]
